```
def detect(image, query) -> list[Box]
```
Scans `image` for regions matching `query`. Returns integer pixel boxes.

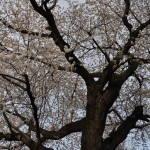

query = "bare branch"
[122,0,133,31]
[2,111,49,150]
[123,18,150,54]
[118,60,139,84]
[102,106,150,150]
[41,118,85,140]
[9,109,85,140]
[3,113,14,134]
[0,19,52,38]
[0,42,77,74]
[0,131,50,150]
[137,18,150,32]
[87,32,110,63]
[29,0,95,86]
[130,9,141,24]
[109,109,124,122]
[30,0,45,14]
[0,73,25,83]
[0,75,26,90]
[24,74,40,142]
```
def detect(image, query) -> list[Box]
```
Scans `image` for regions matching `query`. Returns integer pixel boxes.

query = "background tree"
[0,0,150,149]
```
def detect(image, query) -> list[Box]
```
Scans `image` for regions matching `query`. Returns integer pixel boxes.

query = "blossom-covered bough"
[0,0,150,149]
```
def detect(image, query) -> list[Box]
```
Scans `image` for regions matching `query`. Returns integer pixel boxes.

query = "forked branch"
[9,109,85,141]
[102,106,150,150]
[29,0,94,86]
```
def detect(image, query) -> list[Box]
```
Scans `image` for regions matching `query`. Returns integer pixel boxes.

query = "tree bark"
[81,85,107,150]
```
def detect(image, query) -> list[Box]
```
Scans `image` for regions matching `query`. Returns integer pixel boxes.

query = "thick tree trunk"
[81,86,107,150]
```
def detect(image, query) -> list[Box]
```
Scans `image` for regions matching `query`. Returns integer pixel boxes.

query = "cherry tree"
[0,0,150,149]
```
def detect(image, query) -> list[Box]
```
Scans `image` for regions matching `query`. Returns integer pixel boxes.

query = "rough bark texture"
[81,85,106,150]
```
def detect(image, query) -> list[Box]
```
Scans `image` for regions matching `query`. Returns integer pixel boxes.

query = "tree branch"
[24,74,40,143]
[41,118,85,140]
[0,73,25,83]
[123,18,150,54]
[7,109,85,141]
[17,110,85,140]
[102,106,150,150]
[101,59,139,113]
[0,75,26,90]
[130,9,141,24]
[119,59,139,83]
[100,17,150,85]
[3,113,14,134]
[29,0,94,86]
[122,0,133,31]
[109,109,124,122]
[0,19,52,38]
[0,42,77,74]
[1,111,47,150]
[0,131,50,150]
[87,32,110,63]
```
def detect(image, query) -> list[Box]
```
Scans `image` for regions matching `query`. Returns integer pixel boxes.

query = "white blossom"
[139,30,144,36]
[68,57,73,60]
[64,45,70,53]
[0,0,149,148]
[131,41,134,46]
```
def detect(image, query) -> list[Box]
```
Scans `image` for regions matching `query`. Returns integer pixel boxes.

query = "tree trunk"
[81,86,107,150]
